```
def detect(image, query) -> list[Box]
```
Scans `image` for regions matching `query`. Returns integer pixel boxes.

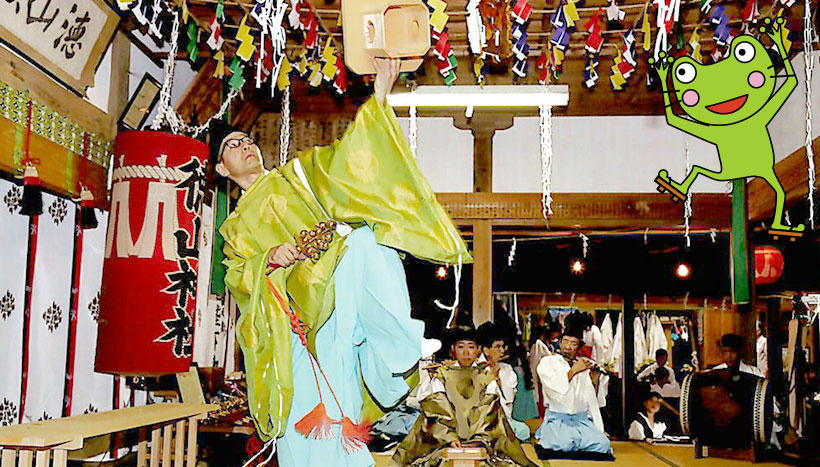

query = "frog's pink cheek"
[682,90,699,107]
[748,71,765,88]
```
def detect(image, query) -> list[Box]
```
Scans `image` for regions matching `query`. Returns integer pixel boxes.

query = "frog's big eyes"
[674,63,697,84]
[734,42,755,63]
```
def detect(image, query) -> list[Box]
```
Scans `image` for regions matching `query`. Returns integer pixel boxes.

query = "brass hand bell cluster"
[295,220,337,261]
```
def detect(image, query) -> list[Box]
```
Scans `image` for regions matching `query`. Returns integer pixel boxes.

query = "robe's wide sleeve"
[284,96,472,265]
[221,213,294,441]
[537,356,571,396]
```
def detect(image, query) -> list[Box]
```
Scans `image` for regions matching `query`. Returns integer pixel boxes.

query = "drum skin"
[680,369,773,449]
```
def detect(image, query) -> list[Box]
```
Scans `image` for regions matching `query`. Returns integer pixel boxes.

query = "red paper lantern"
[96,131,208,375]
[754,246,784,285]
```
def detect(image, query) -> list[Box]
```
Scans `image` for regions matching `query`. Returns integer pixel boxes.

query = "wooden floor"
[545,441,788,467]
[375,441,790,466]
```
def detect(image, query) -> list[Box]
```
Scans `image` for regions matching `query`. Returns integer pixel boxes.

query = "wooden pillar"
[453,113,513,326]
[107,32,132,120]
[731,179,756,359]
[472,219,493,327]
[621,296,635,437]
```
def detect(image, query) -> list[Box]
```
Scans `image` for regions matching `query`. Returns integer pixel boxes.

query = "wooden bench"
[0,403,214,466]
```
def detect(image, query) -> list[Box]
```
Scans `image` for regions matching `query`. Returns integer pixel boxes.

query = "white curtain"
[0,179,29,426]
[23,194,75,422]
[69,211,114,416]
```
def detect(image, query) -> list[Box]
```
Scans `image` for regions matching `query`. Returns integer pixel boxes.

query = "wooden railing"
[0,403,214,467]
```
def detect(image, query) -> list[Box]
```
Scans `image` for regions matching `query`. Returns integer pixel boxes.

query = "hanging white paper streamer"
[23,194,75,422]
[683,139,692,247]
[193,204,215,366]
[280,86,291,166]
[804,0,816,229]
[507,238,517,266]
[409,104,418,159]
[580,233,589,258]
[0,180,29,426]
[539,104,554,218]
[69,211,114,416]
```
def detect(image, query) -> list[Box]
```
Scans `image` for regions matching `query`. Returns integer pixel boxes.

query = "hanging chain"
[539,104,554,219]
[804,0,816,229]
[150,7,239,138]
[279,86,291,166]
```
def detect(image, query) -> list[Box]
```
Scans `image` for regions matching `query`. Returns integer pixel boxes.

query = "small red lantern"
[754,246,784,285]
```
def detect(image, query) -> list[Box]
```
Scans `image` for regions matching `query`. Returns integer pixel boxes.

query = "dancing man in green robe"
[215,59,471,466]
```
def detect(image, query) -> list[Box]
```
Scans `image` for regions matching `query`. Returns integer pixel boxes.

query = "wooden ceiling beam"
[748,135,820,222]
[437,192,731,229]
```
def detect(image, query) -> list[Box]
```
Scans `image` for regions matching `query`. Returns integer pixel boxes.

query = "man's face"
[451,340,479,367]
[560,335,581,359]
[721,347,740,368]
[657,354,668,367]
[215,131,264,179]
[483,339,507,364]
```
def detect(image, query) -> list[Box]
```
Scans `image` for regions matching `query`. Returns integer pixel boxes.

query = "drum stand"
[696,441,762,463]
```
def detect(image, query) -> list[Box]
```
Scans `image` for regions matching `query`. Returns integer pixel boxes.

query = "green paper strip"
[12,122,23,170]
[210,181,228,295]
[216,0,225,21]
[187,21,199,63]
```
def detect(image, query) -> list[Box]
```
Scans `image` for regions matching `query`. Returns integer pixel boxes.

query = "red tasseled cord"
[294,402,336,440]
[338,417,372,453]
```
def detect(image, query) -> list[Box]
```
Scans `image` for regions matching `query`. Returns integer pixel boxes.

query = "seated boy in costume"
[535,313,613,457]
[393,327,538,466]
[216,58,471,467]
[476,321,531,440]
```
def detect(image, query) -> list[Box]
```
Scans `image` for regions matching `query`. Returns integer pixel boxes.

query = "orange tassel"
[294,403,336,440]
[339,417,372,453]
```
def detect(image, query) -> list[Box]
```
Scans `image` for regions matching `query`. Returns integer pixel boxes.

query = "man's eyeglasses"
[222,136,257,150]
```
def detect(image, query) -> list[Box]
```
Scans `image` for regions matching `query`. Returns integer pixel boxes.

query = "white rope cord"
[580,232,589,258]
[112,165,186,182]
[803,0,816,229]
[242,439,276,467]
[151,11,180,131]
[539,104,554,219]
[279,86,291,166]
[409,104,418,159]
[436,256,463,328]
[683,139,692,248]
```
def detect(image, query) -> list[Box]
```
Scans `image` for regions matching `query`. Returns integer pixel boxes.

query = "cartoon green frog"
[649,17,802,236]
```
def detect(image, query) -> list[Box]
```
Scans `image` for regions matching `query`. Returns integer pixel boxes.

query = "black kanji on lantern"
[163,259,197,308]
[156,306,193,358]
[175,159,205,213]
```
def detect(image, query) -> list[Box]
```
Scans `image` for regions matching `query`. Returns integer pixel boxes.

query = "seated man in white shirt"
[710,333,764,377]
[477,322,531,440]
[534,314,612,456]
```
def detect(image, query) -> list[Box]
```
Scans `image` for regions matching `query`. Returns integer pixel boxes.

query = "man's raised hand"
[268,243,307,268]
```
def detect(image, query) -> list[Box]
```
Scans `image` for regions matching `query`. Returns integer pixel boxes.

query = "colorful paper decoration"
[640,9,652,51]
[277,57,292,91]
[207,12,224,51]
[235,14,256,61]
[333,55,348,94]
[511,0,531,78]
[428,0,457,86]
[320,39,338,81]
[689,28,703,62]
[186,20,199,63]
[229,57,246,90]
[429,0,449,35]
[584,53,600,88]
[742,0,759,23]
[536,48,550,84]
[605,0,626,22]
[213,50,226,79]
[584,10,605,54]
[710,5,732,46]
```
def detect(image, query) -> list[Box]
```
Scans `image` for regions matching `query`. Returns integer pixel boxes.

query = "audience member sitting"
[477,322,531,441]
[628,391,667,441]
[393,327,537,466]
[710,333,764,377]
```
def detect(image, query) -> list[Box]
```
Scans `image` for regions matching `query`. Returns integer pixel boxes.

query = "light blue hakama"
[276,227,424,467]
[535,410,612,454]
